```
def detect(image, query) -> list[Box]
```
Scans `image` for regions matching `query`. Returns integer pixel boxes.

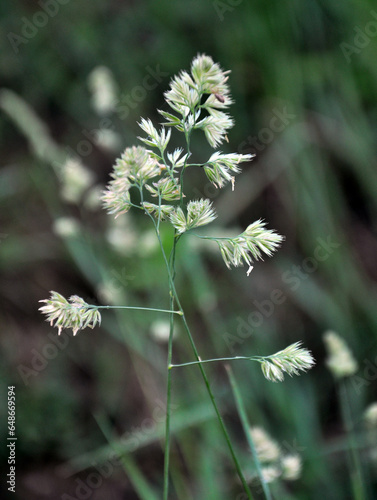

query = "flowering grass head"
[260,342,315,382]
[39,291,101,335]
[323,330,358,379]
[38,54,307,499]
[161,54,234,147]
[101,54,283,278]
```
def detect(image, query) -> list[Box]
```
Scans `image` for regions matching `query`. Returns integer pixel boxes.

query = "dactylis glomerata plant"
[40,54,315,499]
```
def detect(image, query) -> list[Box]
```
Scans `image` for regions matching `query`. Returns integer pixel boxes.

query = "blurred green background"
[1,0,377,498]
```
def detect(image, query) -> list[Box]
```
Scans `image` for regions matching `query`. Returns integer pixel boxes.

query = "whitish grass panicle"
[170,199,217,234]
[250,427,281,463]
[261,342,315,382]
[259,466,281,484]
[102,146,160,217]
[323,330,358,378]
[60,157,94,204]
[204,151,254,189]
[281,455,302,481]
[364,403,377,428]
[39,291,101,336]
[160,54,234,147]
[216,219,284,270]
[88,66,118,115]
[248,427,302,485]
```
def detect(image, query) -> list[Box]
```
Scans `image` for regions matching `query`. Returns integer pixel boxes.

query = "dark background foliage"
[1,0,377,498]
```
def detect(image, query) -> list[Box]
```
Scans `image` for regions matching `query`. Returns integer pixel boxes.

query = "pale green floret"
[190,54,232,103]
[166,148,189,170]
[138,118,171,151]
[260,342,315,382]
[170,199,217,234]
[260,466,281,484]
[281,455,302,481]
[142,202,175,221]
[203,151,254,188]
[102,177,132,218]
[364,402,377,428]
[113,146,160,184]
[145,177,182,201]
[88,66,118,115]
[323,330,358,378]
[195,112,234,148]
[60,157,94,204]
[101,146,160,217]
[248,427,303,485]
[39,291,101,336]
[216,219,283,270]
[250,427,281,463]
[160,53,234,147]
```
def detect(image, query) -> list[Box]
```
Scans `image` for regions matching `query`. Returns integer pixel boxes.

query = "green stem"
[179,130,191,208]
[148,217,252,498]
[163,233,178,500]
[95,305,182,315]
[170,356,258,369]
[339,379,366,500]
[175,308,254,499]
[227,366,269,500]
[142,125,251,498]
[190,233,236,241]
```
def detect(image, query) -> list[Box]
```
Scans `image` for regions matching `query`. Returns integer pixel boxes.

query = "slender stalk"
[179,130,191,208]
[190,233,235,241]
[163,127,189,498]
[163,233,178,500]
[146,122,253,497]
[170,356,257,369]
[227,366,270,500]
[148,216,252,498]
[338,379,366,500]
[96,305,182,315]
[175,306,254,499]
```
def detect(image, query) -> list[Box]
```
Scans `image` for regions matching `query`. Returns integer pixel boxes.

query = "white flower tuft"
[281,454,302,481]
[39,291,101,336]
[142,202,175,220]
[261,342,315,382]
[60,157,94,204]
[250,427,281,462]
[169,199,217,234]
[161,54,234,148]
[203,151,254,188]
[145,177,182,201]
[138,118,171,151]
[323,330,358,379]
[102,146,160,218]
[88,66,118,115]
[364,403,377,428]
[216,219,283,270]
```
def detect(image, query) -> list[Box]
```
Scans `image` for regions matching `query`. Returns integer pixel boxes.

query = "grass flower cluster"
[214,219,283,271]
[39,54,316,500]
[323,330,358,378]
[249,427,302,484]
[39,291,101,336]
[260,341,315,382]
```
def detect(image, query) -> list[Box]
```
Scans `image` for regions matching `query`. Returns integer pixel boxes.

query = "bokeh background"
[1,0,377,499]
